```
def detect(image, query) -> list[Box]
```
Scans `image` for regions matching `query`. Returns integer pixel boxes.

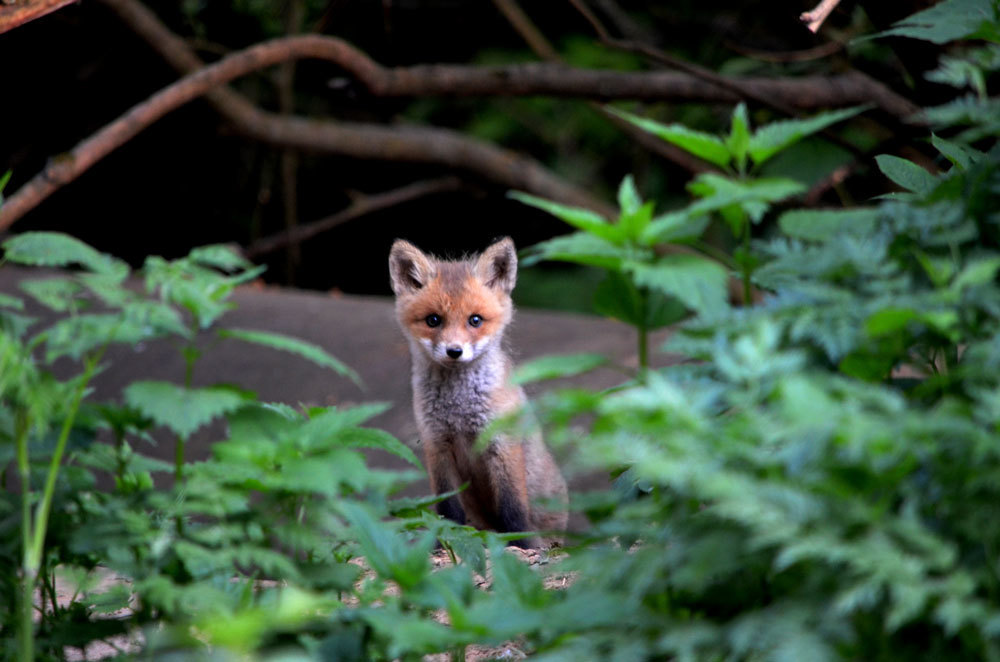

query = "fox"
[388,237,568,549]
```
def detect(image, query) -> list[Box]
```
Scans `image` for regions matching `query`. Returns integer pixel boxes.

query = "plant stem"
[175,435,185,483]
[16,412,34,662]
[638,325,648,376]
[29,357,99,571]
[742,221,753,306]
[636,285,649,380]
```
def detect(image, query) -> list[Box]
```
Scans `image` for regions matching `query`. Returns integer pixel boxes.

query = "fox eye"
[468,314,483,328]
[425,314,442,328]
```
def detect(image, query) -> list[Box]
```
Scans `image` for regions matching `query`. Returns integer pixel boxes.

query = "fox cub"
[389,237,568,548]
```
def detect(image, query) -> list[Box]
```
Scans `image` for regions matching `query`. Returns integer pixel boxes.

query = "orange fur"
[389,238,568,548]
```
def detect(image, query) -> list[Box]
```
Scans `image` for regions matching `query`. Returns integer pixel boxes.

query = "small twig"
[801,0,843,34]
[724,39,843,63]
[490,0,560,61]
[243,177,463,258]
[497,0,707,173]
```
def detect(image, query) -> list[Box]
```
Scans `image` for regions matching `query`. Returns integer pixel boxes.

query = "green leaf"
[951,257,1000,292]
[19,278,82,312]
[625,255,729,318]
[124,381,251,439]
[339,502,432,590]
[188,244,253,272]
[608,107,731,168]
[3,232,128,277]
[513,353,607,384]
[748,106,865,167]
[931,134,984,170]
[333,427,421,467]
[865,308,918,337]
[509,191,622,243]
[689,174,805,224]
[727,103,751,173]
[617,174,642,217]
[523,232,645,270]
[876,155,938,194]
[219,328,361,386]
[39,312,170,362]
[591,270,686,329]
[616,176,654,240]
[778,208,880,241]
[640,209,711,245]
[0,170,11,206]
[0,293,24,310]
[871,0,1000,44]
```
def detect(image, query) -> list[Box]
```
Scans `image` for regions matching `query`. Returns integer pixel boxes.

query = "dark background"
[0,0,943,304]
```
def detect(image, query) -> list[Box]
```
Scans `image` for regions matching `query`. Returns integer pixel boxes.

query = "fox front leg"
[425,442,466,525]
[484,442,542,549]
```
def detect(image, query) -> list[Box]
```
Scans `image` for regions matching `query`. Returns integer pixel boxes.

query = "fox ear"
[389,240,434,295]
[476,237,517,294]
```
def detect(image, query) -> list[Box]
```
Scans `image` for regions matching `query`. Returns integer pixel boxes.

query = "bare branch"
[0,0,77,34]
[490,0,560,61]
[801,0,843,33]
[0,0,920,229]
[493,0,708,173]
[244,177,463,259]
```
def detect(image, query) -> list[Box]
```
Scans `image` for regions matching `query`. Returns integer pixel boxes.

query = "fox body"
[389,238,568,548]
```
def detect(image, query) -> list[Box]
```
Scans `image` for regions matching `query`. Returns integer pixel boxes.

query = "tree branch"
[244,177,463,259]
[0,0,920,229]
[0,0,77,34]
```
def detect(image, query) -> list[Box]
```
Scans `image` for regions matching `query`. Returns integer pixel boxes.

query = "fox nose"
[446,346,463,359]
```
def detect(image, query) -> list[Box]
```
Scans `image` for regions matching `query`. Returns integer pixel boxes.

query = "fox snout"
[419,335,483,365]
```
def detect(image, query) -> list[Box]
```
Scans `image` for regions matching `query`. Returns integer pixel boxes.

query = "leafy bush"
[4,0,1000,659]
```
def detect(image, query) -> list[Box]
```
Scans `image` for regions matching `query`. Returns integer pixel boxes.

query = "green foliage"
[512,352,608,384]
[871,0,1000,44]
[0,170,10,207]
[5,2,1000,660]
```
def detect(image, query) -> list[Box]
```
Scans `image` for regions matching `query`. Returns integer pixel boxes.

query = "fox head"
[389,238,517,366]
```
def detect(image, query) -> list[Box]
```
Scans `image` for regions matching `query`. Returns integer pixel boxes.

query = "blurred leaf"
[625,255,729,318]
[931,134,985,170]
[513,353,607,384]
[778,208,880,241]
[617,174,642,217]
[3,232,128,277]
[19,278,81,312]
[189,244,252,272]
[641,209,711,245]
[219,328,361,386]
[727,103,751,173]
[876,155,938,194]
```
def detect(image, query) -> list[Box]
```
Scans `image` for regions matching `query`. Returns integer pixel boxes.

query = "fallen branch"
[244,177,463,259]
[1,0,919,229]
[0,0,76,34]
[0,31,613,229]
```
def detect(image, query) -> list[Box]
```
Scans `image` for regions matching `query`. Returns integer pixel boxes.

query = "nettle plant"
[498,3,1000,659]
[512,102,861,375]
[0,234,502,661]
